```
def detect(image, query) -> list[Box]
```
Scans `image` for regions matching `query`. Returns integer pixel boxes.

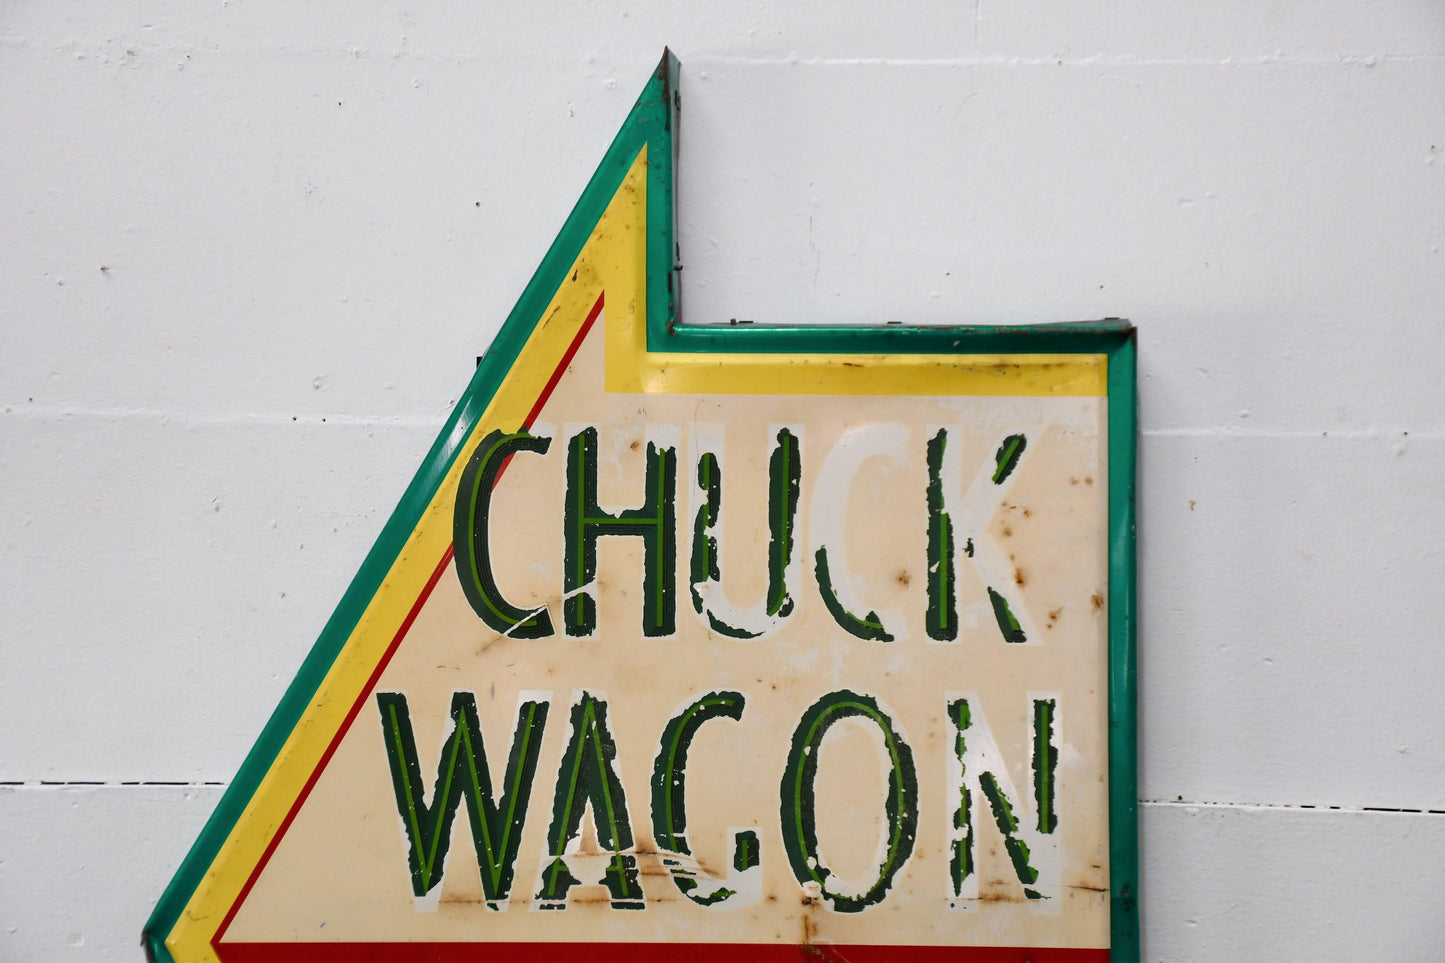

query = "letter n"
[947,694,1060,905]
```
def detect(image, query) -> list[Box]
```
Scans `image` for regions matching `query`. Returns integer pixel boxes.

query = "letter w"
[376,691,550,904]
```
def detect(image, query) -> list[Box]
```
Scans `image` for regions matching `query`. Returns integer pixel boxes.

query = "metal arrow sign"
[144,51,1139,963]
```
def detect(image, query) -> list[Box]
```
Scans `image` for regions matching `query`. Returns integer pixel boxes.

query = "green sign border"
[144,51,1139,963]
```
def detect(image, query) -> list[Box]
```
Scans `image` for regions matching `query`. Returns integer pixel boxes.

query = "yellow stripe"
[612,351,1105,396]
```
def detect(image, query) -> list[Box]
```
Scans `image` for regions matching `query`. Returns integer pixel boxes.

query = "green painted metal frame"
[144,50,1138,962]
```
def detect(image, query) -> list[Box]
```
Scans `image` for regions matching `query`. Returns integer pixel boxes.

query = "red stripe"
[525,292,604,428]
[213,292,606,946]
[217,942,1109,963]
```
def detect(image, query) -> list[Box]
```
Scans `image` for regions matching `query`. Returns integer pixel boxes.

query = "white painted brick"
[0,785,222,962]
[0,43,624,420]
[979,0,1445,61]
[0,414,438,780]
[1139,432,1445,809]
[0,0,976,64]
[1142,802,1445,961]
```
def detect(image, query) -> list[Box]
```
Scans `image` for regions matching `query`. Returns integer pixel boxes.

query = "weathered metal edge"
[141,52,675,963]
[1106,331,1140,962]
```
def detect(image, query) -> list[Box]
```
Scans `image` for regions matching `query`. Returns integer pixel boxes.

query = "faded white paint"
[808,422,912,641]
[2,1,1443,960]
[686,420,802,640]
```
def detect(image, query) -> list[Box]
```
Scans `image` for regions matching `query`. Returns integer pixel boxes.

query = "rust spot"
[440,893,488,905]
[474,633,508,657]
[630,439,640,451]
[978,878,1023,903]
[1013,568,1026,586]
[1022,507,1031,517]
[691,855,726,879]
[798,881,823,948]
[1084,476,1094,485]
[1001,525,1013,538]
[896,570,911,586]
[1091,593,1104,611]
[1069,476,1079,485]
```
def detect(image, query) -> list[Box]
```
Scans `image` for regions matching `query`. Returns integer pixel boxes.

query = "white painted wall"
[2,2,1442,959]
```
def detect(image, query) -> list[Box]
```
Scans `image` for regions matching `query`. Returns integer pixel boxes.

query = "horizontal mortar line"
[1142,427,1441,440]
[1,780,228,788]
[1142,798,1445,816]
[6,407,1438,441]
[6,784,1441,822]
[0,35,1440,68]
[1,404,448,428]
[694,53,1444,68]
[6,406,1441,441]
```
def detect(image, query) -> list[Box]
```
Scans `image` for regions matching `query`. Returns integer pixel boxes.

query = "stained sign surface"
[145,53,1138,963]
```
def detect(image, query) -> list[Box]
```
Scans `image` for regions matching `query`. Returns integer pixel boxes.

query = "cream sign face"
[146,54,1139,963]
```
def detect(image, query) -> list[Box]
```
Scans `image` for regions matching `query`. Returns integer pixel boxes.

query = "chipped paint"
[144,52,1137,963]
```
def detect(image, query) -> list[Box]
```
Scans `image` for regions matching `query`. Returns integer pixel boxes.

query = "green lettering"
[651,691,756,906]
[1033,699,1058,833]
[992,433,1027,485]
[767,428,801,619]
[948,699,973,897]
[948,696,1058,903]
[537,693,643,909]
[926,428,957,641]
[814,548,894,642]
[375,692,549,905]
[688,429,800,638]
[564,427,676,637]
[779,690,917,912]
[453,429,554,638]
